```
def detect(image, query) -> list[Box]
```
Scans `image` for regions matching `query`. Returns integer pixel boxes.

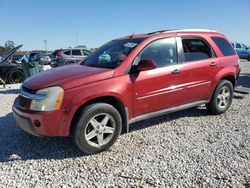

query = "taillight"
[55,51,61,59]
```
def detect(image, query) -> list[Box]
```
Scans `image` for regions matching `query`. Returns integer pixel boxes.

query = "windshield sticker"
[124,42,138,48]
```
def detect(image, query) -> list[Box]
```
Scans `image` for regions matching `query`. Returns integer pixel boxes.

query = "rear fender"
[209,68,236,100]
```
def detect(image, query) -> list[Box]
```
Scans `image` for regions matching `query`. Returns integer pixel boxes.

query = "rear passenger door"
[179,36,219,104]
[71,49,83,62]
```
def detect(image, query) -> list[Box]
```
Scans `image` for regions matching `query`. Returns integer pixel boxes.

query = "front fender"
[58,75,132,135]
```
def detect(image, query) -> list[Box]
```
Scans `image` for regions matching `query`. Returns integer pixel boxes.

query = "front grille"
[18,95,32,109]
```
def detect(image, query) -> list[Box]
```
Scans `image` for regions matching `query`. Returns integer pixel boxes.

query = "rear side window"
[182,38,215,62]
[211,37,236,56]
[72,50,81,55]
[64,50,70,55]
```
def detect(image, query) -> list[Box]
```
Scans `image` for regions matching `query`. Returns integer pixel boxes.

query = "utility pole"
[75,32,78,47]
[43,40,47,52]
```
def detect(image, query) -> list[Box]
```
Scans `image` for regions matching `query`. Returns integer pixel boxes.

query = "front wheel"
[206,80,234,115]
[7,68,25,84]
[73,103,122,154]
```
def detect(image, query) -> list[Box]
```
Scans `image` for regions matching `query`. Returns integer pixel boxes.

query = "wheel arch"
[209,73,236,101]
[220,75,236,88]
[70,96,128,136]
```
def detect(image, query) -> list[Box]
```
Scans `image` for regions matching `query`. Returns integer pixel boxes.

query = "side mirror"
[136,59,157,72]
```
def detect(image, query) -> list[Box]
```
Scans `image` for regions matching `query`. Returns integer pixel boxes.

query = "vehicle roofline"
[117,29,221,40]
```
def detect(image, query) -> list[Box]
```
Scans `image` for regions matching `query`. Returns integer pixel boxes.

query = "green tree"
[0,46,5,56]
[4,40,15,51]
[76,45,86,49]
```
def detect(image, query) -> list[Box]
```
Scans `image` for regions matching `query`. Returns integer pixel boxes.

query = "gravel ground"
[0,62,249,187]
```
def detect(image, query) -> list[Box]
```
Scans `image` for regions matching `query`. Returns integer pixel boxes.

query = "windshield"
[83,38,144,68]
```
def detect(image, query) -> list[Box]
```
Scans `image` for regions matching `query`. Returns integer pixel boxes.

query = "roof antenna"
[129,32,134,38]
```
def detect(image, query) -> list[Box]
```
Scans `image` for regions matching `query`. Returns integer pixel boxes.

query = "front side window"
[82,50,91,56]
[83,38,144,69]
[241,44,247,49]
[182,38,214,62]
[72,50,81,56]
[136,37,177,68]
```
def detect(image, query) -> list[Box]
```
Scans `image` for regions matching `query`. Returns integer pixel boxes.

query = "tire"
[248,55,250,62]
[206,80,234,115]
[65,61,74,65]
[6,68,25,84]
[73,103,122,154]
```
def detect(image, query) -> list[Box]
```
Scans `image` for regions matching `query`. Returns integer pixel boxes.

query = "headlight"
[30,86,64,111]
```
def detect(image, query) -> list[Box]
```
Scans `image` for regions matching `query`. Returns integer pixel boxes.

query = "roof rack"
[146,29,175,35]
[164,29,219,33]
[146,29,218,35]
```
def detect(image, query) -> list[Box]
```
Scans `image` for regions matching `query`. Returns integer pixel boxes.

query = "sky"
[0,0,249,51]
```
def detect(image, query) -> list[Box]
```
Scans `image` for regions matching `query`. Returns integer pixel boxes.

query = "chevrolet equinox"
[13,29,240,154]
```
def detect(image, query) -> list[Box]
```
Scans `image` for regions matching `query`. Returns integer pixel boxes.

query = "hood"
[0,45,23,63]
[23,65,115,90]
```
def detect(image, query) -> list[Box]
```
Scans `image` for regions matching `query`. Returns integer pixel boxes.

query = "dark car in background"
[232,42,250,61]
[32,54,52,65]
[11,54,23,64]
[0,45,25,84]
[51,48,92,67]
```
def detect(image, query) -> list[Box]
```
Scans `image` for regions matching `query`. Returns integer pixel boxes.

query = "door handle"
[210,62,217,66]
[171,69,181,74]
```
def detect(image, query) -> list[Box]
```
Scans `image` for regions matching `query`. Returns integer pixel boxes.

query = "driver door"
[132,37,184,117]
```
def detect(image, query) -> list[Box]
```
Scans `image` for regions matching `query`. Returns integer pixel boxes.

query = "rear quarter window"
[211,37,236,56]
[64,50,70,55]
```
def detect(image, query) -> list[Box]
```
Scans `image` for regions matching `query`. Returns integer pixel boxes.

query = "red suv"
[13,29,240,154]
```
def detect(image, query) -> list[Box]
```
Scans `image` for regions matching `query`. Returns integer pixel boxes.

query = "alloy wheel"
[217,86,231,109]
[84,113,116,147]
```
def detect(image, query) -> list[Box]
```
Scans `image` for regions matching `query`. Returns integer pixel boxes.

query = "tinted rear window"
[64,50,70,55]
[236,43,241,48]
[211,37,235,56]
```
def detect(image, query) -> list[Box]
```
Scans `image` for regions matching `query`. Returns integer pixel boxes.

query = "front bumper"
[12,98,70,137]
[12,107,40,136]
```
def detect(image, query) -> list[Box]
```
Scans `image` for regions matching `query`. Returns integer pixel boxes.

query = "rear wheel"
[206,80,233,115]
[65,61,74,65]
[73,103,122,154]
[6,68,25,84]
